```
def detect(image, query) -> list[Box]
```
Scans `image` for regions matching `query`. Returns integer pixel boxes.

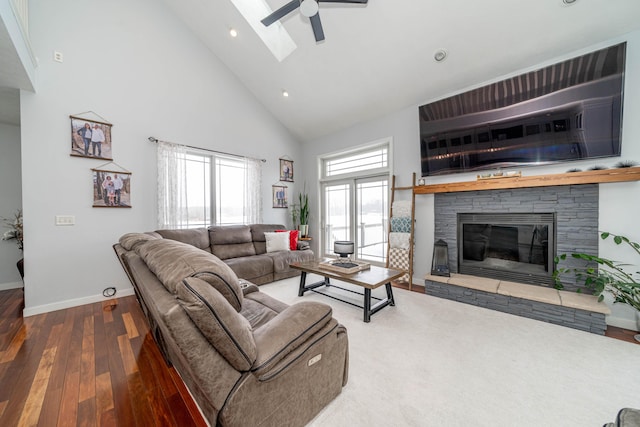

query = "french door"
[321,176,389,264]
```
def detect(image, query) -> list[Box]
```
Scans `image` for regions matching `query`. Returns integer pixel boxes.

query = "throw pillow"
[264,231,290,252]
[275,229,299,251]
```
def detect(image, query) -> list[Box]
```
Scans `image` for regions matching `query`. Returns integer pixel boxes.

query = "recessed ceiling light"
[434,49,448,62]
[229,28,238,37]
[282,90,289,98]
[562,0,577,4]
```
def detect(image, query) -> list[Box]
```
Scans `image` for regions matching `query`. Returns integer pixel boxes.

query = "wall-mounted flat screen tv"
[419,42,625,176]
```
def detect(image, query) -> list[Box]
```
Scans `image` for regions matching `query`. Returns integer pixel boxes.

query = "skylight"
[229,0,297,62]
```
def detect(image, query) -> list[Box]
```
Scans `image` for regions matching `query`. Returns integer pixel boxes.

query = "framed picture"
[279,158,294,182]
[92,170,131,208]
[272,185,288,208]
[70,116,113,160]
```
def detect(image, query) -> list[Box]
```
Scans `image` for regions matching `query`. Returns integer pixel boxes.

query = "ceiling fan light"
[300,0,319,18]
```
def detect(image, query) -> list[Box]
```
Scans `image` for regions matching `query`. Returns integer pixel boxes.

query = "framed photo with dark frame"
[70,115,113,160]
[272,185,288,208]
[279,158,294,182]
[92,169,131,208]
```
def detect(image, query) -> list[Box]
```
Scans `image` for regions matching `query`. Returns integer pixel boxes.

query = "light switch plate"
[55,215,75,226]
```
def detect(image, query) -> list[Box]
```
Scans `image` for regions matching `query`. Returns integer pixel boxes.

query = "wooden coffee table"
[290,260,404,322]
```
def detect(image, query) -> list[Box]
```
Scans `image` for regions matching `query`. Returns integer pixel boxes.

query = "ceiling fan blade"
[318,0,368,3]
[261,0,300,26]
[309,13,325,42]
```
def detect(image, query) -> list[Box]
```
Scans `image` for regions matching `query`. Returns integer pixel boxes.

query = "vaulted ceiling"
[163,0,640,142]
[2,1,640,138]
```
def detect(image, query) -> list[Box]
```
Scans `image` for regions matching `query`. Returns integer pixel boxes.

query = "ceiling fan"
[261,0,368,42]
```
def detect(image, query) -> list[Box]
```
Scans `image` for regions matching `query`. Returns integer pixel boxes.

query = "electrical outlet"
[55,215,75,226]
[53,51,63,62]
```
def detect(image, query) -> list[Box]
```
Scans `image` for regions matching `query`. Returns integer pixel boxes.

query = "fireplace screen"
[457,213,555,285]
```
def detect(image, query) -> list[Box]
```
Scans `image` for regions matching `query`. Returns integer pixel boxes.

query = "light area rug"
[260,275,640,427]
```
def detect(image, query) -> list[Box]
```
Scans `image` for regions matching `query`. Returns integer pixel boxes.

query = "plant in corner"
[2,209,24,279]
[292,184,309,237]
[2,209,23,251]
[554,232,640,341]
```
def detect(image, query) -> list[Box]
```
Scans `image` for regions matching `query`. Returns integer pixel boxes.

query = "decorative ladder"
[386,173,416,290]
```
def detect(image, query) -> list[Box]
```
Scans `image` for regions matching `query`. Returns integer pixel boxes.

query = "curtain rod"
[148,137,266,163]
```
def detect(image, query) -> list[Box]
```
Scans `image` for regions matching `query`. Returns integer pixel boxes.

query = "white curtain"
[244,157,263,224]
[157,141,188,229]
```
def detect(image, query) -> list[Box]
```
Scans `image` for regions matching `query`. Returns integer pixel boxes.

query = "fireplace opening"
[457,213,556,286]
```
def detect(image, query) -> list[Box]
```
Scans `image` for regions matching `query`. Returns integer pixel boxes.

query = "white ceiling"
[2,1,640,137]
[163,0,640,142]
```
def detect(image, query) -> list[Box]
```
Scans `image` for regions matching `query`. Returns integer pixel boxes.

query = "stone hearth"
[425,273,610,334]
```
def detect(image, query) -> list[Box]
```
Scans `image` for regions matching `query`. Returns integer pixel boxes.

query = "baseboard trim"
[23,287,136,317]
[0,281,24,291]
[606,316,639,332]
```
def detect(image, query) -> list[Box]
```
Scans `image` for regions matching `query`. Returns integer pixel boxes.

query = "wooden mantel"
[414,167,640,194]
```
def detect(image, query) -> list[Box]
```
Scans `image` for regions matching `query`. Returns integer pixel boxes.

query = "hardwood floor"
[0,284,637,426]
[0,288,206,426]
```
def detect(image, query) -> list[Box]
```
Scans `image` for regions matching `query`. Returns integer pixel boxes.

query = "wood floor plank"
[121,312,139,340]
[77,396,97,427]
[79,315,96,403]
[17,345,57,427]
[94,372,114,427]
[103,309,136,427]
[57,370,80,427]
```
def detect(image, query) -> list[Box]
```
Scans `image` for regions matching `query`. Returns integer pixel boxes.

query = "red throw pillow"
[275,229,299,250]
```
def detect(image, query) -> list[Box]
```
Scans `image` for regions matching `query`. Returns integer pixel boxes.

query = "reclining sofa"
[113,228,349,427]
[154,224,314,285]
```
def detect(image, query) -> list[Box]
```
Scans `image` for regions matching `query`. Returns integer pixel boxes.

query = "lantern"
[431,239,450,277]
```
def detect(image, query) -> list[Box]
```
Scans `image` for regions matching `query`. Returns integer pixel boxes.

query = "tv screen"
[419,42,626,176]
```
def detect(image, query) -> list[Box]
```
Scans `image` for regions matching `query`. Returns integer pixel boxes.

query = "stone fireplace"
[434,184,599,292]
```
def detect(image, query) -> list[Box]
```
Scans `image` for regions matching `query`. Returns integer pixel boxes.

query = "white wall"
[303,31,640,330]
[20,0,302,315]
[0,123,23,289]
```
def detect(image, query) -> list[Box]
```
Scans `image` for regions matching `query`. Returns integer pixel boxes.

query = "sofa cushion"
[177,277,256,372]
[119,232,160,251]
[156,228,212,252]
[137,239,244,311]
[209,225,257,260]
[266,249,315,274]
[264,232,290,253]
[250,224,286,254]
[224,255,274,283]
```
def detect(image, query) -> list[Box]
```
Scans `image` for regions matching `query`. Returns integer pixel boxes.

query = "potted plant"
[554,232,640,342]
[2,209,24,278]
[290,184,309,238]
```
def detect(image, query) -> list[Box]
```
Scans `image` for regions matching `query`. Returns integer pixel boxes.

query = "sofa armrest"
[251,301,333,378]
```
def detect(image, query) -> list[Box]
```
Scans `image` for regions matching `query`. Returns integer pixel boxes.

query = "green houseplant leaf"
[553,232,640,312]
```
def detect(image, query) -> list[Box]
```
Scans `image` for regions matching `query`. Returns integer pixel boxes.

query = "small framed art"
[279,158,294,182]
[92,169,131,208]
[70,116,113,160]
[272,185,288,208]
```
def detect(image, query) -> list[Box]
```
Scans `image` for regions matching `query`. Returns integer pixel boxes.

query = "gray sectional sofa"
[154,224,314,284]
[113,226,349,427]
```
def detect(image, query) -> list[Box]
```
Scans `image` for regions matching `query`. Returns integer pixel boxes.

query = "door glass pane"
[323,183,351,256]
[356,179,388,263]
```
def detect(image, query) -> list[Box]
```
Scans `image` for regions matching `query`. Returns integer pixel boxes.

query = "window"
[158,141,261,229]
[320,140,392,265]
